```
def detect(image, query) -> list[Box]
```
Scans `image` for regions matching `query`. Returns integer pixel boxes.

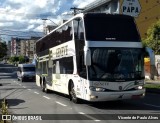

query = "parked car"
[17,64,35,82]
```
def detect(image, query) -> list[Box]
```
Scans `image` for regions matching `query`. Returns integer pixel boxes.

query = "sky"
[0,0,96,34]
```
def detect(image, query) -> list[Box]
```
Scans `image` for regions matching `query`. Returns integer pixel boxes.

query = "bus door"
[54,60,68,93]
[55,61,61,87]
[45,60,52,86]
[74,18,86,99]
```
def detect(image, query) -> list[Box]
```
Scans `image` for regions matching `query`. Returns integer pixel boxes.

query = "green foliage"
[144,84,160,89]
[9,56,19,63]
[143,20,160,54]
[19,56,25,63]
[9,56,27,64]
[0,42,7,59]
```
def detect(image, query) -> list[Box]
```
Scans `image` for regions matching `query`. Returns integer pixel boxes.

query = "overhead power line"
[70,7,84,15]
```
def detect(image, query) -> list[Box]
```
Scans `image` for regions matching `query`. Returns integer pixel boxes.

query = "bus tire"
[43,78,49,93]
[21,78,24,82]
[69,81,79,103]
[40,77,45,92]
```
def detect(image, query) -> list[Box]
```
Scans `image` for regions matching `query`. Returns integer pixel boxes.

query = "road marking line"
[28,89,31,91]
[23,86,26,88]
[79,112,101,122]
[56,101,67,107]
[43,96,50,100]
[34,92,39,94]
[144,103,160,108]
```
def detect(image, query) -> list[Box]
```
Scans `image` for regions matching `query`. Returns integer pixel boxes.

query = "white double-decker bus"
[36,13,149,103]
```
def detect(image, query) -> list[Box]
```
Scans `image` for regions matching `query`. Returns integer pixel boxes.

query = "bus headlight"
[135,86,143,90]
[89,86,106,92]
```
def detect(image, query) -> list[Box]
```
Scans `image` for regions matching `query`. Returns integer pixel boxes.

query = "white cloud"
[33,25,43,32]
[73,0,96,8]
[0,0,96,33]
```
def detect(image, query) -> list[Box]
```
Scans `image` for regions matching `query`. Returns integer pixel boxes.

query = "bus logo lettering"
[56,45,68,57]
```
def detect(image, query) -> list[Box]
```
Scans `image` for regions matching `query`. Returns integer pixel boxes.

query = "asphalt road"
[0,63,160,123]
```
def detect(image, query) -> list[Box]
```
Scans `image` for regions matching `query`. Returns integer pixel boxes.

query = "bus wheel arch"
[40,77,43,91]
[40,77,42,86]
[42,77,49,93]
[68,80,79,103]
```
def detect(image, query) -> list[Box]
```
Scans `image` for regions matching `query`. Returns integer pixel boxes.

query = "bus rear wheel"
[70,82,79,103]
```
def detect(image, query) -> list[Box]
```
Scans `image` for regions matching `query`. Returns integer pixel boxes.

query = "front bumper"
[85,89,145,102]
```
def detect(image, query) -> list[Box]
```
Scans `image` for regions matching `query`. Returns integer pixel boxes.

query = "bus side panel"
[36,75,41,87]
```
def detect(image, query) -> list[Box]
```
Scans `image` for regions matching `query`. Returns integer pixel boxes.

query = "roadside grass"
[144,84,160,89]
[0,99,11,123]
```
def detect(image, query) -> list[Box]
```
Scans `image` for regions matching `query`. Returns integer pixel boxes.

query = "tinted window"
[88,48,144,81]
[23,67,35,72]
[52,57,74,74]
[74,18,84,40]
[36,21,73,53]
[84,14,140,41]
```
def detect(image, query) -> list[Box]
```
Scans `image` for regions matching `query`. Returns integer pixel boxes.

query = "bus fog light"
[90,95,97,99]
[96,88,105,92]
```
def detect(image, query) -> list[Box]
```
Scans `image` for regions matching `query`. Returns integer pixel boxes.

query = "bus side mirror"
[84,47,91,66]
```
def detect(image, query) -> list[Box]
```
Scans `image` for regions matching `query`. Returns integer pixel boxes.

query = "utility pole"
[70,7,84,15]
[42,18,58,35]
[42,19,47,35]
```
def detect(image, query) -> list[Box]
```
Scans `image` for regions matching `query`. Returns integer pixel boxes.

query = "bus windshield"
[84,14,140,41]
[88,48,144,81]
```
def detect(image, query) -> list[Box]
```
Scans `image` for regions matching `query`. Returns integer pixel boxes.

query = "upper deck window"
[84,14,141,42]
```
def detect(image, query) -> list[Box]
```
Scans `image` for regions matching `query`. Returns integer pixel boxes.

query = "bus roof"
[36,13,134,43]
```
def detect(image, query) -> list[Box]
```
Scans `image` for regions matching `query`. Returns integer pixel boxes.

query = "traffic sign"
[121,0,141,17]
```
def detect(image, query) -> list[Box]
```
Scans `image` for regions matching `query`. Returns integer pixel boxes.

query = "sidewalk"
[145,79,160,84]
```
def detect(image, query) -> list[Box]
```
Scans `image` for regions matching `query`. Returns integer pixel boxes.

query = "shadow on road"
[0,99,25,107]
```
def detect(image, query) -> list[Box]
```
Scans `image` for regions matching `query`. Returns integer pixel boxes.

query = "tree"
[9,56,19,63]
[19,56,25,63]
[143,20,160,54]
[0,41,7,59]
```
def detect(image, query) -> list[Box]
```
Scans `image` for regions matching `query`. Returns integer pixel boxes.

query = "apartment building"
[25,39,36,60]
[10,38,37,61]
[11,38,21,57]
